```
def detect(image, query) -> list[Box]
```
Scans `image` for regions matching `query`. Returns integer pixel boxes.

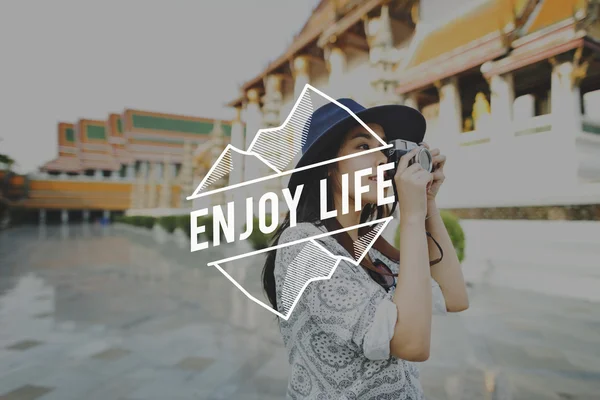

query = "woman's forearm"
[425,202,469,312]
[391,214,432,359]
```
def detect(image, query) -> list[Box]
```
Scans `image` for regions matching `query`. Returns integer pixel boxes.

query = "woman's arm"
[389,214,433,361]
[425,200,469,312]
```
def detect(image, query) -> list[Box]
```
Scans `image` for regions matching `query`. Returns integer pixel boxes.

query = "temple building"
[225,0,600,223]
[13,109,238,223]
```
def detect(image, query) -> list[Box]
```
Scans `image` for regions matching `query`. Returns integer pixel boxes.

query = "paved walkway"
[0,224,599,399]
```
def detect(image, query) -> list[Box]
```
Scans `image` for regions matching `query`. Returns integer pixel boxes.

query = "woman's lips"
[368,175,377,181]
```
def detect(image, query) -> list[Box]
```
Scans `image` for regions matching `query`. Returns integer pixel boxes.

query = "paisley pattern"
[274,222,448,399]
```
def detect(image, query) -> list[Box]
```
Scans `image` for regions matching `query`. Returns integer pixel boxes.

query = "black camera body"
[384,139,433,174]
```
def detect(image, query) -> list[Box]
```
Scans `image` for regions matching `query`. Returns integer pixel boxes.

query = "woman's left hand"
[419,142,446,201]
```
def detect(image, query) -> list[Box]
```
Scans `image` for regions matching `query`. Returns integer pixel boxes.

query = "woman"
[262,98,469,399]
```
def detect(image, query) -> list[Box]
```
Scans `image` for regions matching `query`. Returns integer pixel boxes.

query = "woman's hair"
[261,133,392,314]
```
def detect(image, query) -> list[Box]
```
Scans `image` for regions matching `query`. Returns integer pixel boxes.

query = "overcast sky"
[0,0,321,173]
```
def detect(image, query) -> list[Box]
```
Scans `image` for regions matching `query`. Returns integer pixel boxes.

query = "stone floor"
[0,224,599,399]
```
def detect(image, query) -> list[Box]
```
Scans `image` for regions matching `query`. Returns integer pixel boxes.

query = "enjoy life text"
[190,162,396,252]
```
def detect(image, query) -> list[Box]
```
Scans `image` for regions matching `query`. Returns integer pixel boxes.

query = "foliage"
[118,215,155,229]
[176,215,190,237]
[395,210,465,263]
[243,214,277,250]
[158,216,177,233]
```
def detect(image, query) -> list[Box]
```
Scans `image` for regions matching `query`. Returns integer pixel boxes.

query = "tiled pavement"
[0,224,599,399]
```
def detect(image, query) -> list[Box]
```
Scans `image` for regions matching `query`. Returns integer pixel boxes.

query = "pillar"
[94,169,103,180]
[61,209,69,224]
[326,46,347,98]
[290,56,311,173]
[243,88,263,181]
[83,210,90,222]
[39,209,46,224]
[179,140,194,208]
[228,106,245,187]
[293,55,310,101]
[159,157,173,209]
[103,210,110,220]
[229,107,247,231]
[551,60,583,184]
[438,77,462,137]
[146,162,158,209]
[489,72,515,137]
[126,164,135,180]
[404,93,419,110]
[365,4,402,106]
[262,73,287,218]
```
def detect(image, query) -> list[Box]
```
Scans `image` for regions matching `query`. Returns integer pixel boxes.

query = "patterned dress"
[274,222,447,400]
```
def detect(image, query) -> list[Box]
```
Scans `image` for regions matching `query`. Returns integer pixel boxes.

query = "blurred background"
[1,0,600,399]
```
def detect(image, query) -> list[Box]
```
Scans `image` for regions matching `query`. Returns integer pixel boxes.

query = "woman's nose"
[376,150,389,167]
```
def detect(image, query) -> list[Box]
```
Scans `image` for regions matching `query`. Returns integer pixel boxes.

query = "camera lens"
[417,148,433,172]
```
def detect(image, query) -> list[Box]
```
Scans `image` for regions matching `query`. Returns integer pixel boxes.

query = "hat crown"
[302,98,366,156]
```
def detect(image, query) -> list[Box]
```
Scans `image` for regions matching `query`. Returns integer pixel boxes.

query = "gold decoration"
[472,92,491,129]
[247,88,260,103]
[411,2,420,24]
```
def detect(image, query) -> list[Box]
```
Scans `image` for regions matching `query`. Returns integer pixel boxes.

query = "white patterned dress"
[274,222,447,400]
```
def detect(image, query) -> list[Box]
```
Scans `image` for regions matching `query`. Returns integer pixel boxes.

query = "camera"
[385,139,433,173]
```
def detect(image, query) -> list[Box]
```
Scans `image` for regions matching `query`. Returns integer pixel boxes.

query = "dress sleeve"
[274,223,398,361]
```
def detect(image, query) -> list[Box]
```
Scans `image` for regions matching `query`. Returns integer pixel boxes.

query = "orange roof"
[405,0,516,70]
[237,0,337,94]
[523,0,586,35]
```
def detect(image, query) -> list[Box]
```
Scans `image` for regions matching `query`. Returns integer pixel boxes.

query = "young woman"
[262,98,469,399]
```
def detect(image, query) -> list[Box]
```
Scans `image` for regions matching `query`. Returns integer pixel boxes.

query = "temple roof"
[523,0,586,36]
[481,0,595,78]
[398,0,523,93]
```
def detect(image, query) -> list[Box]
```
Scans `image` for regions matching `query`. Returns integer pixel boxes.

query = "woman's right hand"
[393,147,433,221]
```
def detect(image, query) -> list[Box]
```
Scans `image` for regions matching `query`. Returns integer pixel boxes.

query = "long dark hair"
[261,140,391,314]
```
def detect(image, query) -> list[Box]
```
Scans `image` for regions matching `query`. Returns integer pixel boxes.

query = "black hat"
[287,98,426,191]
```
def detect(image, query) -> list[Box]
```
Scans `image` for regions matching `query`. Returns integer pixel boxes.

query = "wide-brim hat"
[287,98,427,191]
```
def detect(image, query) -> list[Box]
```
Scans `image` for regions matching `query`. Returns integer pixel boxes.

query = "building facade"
[20,109,238,222]
[226,0,600,219]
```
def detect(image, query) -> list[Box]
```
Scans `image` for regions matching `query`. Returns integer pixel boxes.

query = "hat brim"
[287,104,426,191]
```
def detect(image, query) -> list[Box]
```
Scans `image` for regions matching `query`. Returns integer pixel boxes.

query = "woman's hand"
[420,142,446,202]
[393,147,433,221]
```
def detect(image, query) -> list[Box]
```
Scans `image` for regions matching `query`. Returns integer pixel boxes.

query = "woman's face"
[329,122,389,207]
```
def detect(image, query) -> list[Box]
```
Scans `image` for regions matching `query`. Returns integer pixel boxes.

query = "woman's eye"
[358,143,370,150]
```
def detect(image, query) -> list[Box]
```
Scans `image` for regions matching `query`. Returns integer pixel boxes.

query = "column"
[404,93,419,110]
[293,55,310,101]
[61,209,69,224]
[83,209,90,222]
[262,73,286,218]
[137,161,149,209]
[291,56,311,173]
[94,169,103,180]
[126,164,135,180]
[159,158,173,209]
[438,77,462,137]
[179,140,194,208]
[551,60,582,184]
[243,88,263,183]
[102,210,110,221]
[490,73,515,137]
[209,121,226,207]
[228,106,245,187]
[39,209,46,225]
[326,46,347,98]
[229,107,247,232]
[146,162,158,209]
[365,4,402,106]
